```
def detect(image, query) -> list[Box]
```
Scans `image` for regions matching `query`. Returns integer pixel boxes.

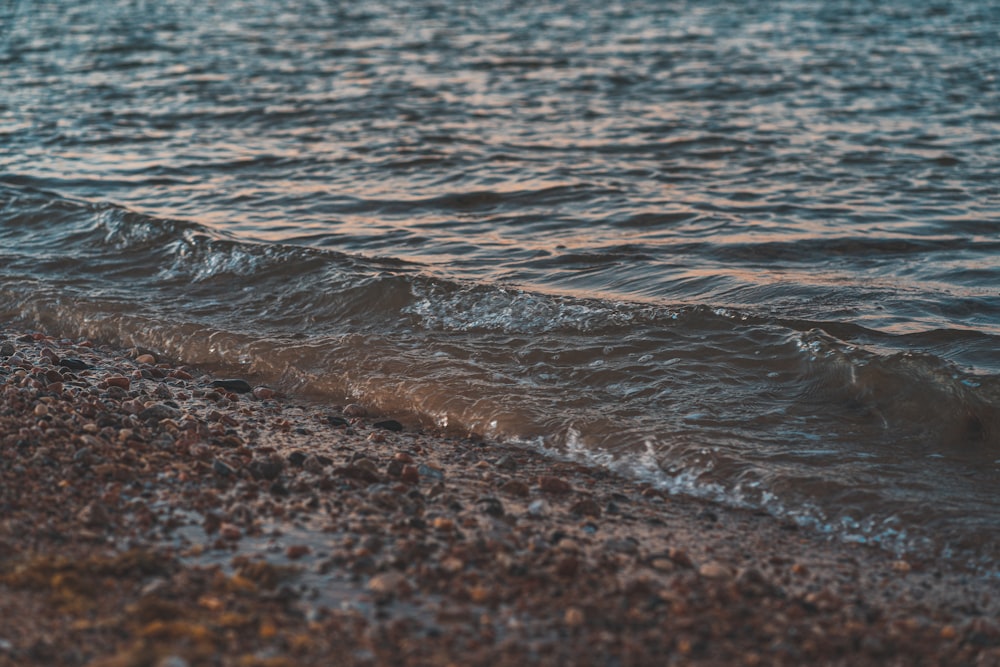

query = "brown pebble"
[252,386,276,400]
[401,465,420,484]
[286,544,311,560]
[564,607,585,627]
[699,561,731,579]
[891,560,912,573]
[538,476,572,494]
[569,498,602,517]
[106,375,131,390]
[499,480,530,497]
[170,369,194,380]
[136,353,156,364]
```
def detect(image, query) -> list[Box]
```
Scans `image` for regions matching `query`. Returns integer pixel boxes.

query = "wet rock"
[699,561,732,579]
[495,454,518,471]
[252,386,276,400]
[335,464,381,484]
[327,415,349,427]
[476,496,505,517]
[569,498,602,517]
[538,475,572,494]
[368,571,411,598]
[342,404,366,418]
[374,419,403,432]
[210,379,252,393]
[0,341,14,357]
[212,459,236,477]
[499,480,530,497]
[139,403,182,422]
[248,458,284,481]
[106,375,131,390]
[105,386,128,400]
[528,499,548,517]
[417,464,444,481]
[400,466,420,484]
[136,353,157,365]
[286,544,311,560]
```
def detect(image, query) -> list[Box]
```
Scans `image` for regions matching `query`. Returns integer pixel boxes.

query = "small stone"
[213,459,236,477]
[432,517,455,531]
[210,379,252,393]
[499,480,530,497]
[699,561,731,579]
[891,560,912,573]
[248,459,284,481]
[287,451,307,467]
[252,386,276,400]
[106,376,131,390]
[286,544,311,560]
[0,341,15,357]
[400,466,420,484]
[368,571,410,597]
[538,476,572,494]
[495,454,518,471]
[564,607,585,627]
[527,499,548,517]
[33,404,48,417]
[136,353,157,364]
[667,548,693,568]
[374,419,404,432]
[569,498,602,517]
[476,496,505,518]
[417,464,444,481]
[139,404,182,422]
[342,404,366,418]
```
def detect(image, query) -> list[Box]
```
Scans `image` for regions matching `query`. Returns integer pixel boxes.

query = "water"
[2,0,999,568]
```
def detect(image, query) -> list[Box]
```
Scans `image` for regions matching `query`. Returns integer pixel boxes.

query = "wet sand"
[1,328,999,666]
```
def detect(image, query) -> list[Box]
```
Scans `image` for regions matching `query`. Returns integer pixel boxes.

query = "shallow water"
[2,0,999,568]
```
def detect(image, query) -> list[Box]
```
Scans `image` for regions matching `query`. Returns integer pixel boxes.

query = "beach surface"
[1,328,999,667]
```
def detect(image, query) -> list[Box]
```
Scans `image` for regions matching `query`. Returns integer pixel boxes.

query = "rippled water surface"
[2,0,999,567]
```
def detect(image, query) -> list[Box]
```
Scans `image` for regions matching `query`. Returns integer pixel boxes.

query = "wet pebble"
[212,459,236,477]
[569,498,602,517]
[374,419,403,432]
[342,404,366,418]
[210,378,252,393]
[106,375,131,390]
[538,475,572,494]
[499,480,530,497]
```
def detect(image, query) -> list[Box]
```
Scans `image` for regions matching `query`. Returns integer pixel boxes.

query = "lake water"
[2,0,999,569]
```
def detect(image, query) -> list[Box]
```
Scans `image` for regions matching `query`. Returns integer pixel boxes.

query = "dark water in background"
[2,0,999,567]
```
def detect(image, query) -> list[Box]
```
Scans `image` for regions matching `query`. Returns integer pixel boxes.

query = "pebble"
[367,571,410,597]
[538,475,572,494]
[212,459,236,477]
[342,404,366,418]
[699,561,732,579]
[139,403,183,421]
[417,464,444,481]
[569,498,602,517]
[527,499,548,517]
[136,353,157,365]
[0,341,14,357]
[106,375,131,390]
[499,480,530,497]
[33,404,48,417]
[374,419,403,432]
[210,379,252,393]
[252,386,276,400]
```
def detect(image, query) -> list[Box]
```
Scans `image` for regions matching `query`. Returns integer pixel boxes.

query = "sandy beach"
[1,327,998,666]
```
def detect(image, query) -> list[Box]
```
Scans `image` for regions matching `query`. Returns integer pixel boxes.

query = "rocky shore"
[1,328,999,666]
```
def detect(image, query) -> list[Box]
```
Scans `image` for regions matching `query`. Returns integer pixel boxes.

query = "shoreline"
[1,327,998,666]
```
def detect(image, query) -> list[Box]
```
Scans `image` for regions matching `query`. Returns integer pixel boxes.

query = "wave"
[3,183,1000,567]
